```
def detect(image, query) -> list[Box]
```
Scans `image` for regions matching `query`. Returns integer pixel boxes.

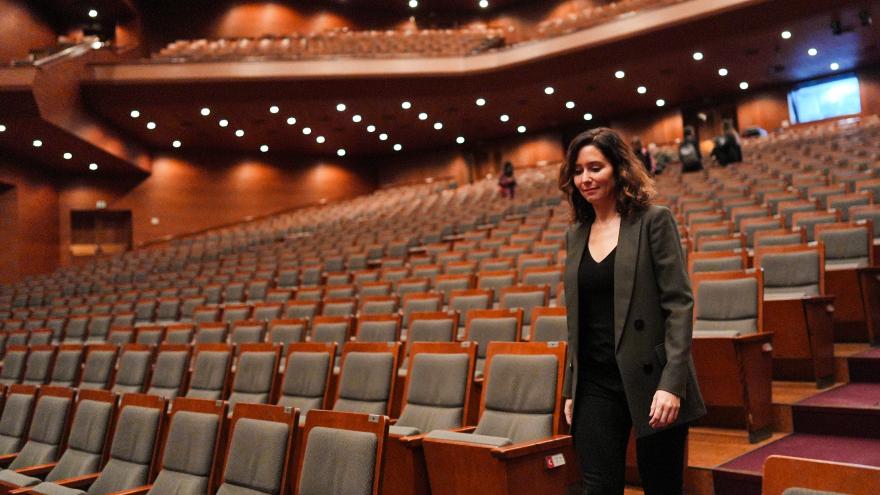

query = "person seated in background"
[679,126,703,173]
[498,161,517,198]
[711,119,743,166]
[631,137,654,175]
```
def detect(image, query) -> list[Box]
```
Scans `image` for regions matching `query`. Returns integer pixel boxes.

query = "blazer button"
[634,319,645,330]
[643,363,654,375]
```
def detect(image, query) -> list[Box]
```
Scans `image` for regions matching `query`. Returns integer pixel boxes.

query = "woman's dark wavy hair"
[558,127,656,224]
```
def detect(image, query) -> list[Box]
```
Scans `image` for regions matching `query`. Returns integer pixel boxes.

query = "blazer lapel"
[564,222,590,332]
[613,213,643,350]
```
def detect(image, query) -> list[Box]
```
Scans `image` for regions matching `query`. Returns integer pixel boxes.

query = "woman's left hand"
[649,390,680,429]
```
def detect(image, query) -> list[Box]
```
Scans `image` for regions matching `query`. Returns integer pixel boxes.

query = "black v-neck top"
[577,243,624,393]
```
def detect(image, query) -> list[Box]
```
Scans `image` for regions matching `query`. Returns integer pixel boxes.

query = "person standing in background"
[679,126,703,173]
[631,137,654,175]
[498,161,517,198]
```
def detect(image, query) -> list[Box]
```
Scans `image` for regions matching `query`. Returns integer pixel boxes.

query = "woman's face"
[573,144,616,206]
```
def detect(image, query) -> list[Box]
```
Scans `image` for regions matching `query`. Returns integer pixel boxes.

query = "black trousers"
[572,385,689,495]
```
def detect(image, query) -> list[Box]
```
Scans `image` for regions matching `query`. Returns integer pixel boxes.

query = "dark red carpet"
[848,347,880,383]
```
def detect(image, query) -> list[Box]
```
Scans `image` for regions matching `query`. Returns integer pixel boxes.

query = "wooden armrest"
[0,479,20,495]
[14,463,56,477]
[491,435,572,459]
[0,454,17,468]
[110,485,152,495]
[398,425,477,447]
[53,473,100,489]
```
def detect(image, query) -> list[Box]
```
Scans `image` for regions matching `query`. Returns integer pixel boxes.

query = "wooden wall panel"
[0,0,56,63]
[736,88,790,132]
[858,68,880,117]
[611,109,684,146]
[379,149,471,188]
[58,153,377,263]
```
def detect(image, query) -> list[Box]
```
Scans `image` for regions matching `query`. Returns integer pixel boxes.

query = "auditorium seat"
[333,342,401,417]
[227,343,281,408]
[464,308,523,375]
[252,302,283,322]
[0,386,73,470]
[229,320,266,344]
[311,316,353,356]
[382,342,477,495]
[111,344,154,394]
[215,403,298,495]
[48,345,84,388]
[421,341,575,495]
[185,344,233,400]
[221,304,251,324]
[499,286,549,338]
[77,344,118,391]
[448,289,493,329]
[754,228,807,248]
[163,324,193,344]
[0,346,28,385]
[21,345,57,386]
[145,344,191,399]
[106,328,134,346]
[0,389,115,491]
[276,342,335,424]
[529,307,567,342]
[321,297,357,317]
[195,322,228,344]
[283,300,320,321]
[687,250,749,277]
[355,314,401,342]
[62,316,88,343]
[762,455,880,495]
[296,410,388,495]
[0,385,38,455]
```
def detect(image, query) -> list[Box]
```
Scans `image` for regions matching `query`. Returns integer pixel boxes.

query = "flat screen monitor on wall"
[787,74,861,124]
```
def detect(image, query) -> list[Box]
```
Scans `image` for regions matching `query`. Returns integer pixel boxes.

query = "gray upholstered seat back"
[252,305,282,322]
[449,296,490,325]
[532,315,568,342]
[79,351,116,390]
[108,331,134,346]
[50,349,83,387]
[0,393,34,454]
[64,318,88,341]
[269,324,305,353]
[22,350,54,385]
[333,352,393,415]
[278,352,330,414]
[523,271,561,297]
[86,405,161,495]
[357,321,397,343]
[284,303,318,320]
[478,275,515,302]
[230,324,264,345]
[0,351,26,384]
[228,352,276,407]
[156,300,180,321]
[694,278,759,334]
[436,279,469,301]
[149,411,219,495]
[298,426,376,495]
[474,354,558,443]
[10,395,71,468]
[691,256,743,274]
[760,251,821,299]
[469,317,518,373]
[781,488,846,495]
[819,228,870,268]
[361,299,397,315]
[146,351,188,399]
[195,326,226,344]
[45,399,114,481]
[112,351,152,394]
[312,323,347,355]
[222,307,249,323]
[87,316,112,341]
[756,232,802,247]
[397,353,469,432]
[322,301,355,317]
[165,328,194,344]
[402,299,440,326]
[852,209,880,237]
[216,418,289,495]
[408,319,454,343]
[700,239,741,252]
[500,292,543,326]
[796,216,836,242]
[186,351,230,400]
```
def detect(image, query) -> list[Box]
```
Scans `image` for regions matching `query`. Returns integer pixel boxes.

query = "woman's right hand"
[564,399,573,426]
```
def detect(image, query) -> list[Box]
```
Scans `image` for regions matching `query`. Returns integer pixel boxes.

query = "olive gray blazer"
[563,205,706,438]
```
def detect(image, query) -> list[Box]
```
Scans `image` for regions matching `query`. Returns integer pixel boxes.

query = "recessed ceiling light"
[739,81,749,90]
[544,86,555,95]
[130,110,140,118]
[479,0,489,7]
[336,103,347,112]
[692,51,704,61]
[637,86,647,94]
[718,68,729,76]
[614,70,625,79]
[0,124,6,133]
[352,114,362,123]
[418,112,428,120]
[408,0,418,7]
[475,97,486,106]
[379,133,389,141]
[63,152,72,160]
[517,125,527,133]
[146,121,156,130]
[499,114,510,122]
[393,144,403,151]
[172,140,181,148]
[235,129,245,137]
[456,136,466,144]
[219,119,229,127]
[269,105,279,114]
[565,101,576,109]
[89,163,98,171]
[91,41,102,49]
[808,48,818,56]
[583,113,593,121]
[88,9,98,18]
[316,136,326,144]
[655,99,666,107]
[200,107,211,116]
[401,101,412,109]
[286,117,296,125]
[781,30,792,39]
[29,138,42,147]
[830,62,840,71]
[433,122,443,130]
[260,145,269,152]
[337,148,346,156]
[366,125,376,133]
[302,127,312,135]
